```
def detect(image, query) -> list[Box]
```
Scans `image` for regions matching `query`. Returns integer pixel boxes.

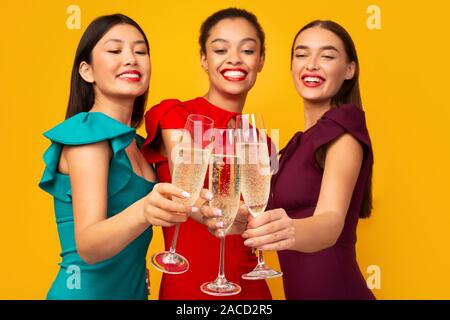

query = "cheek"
[326,65,348,91]
[92,57,118,80]
[246,56,262,71]
[206,54,223,70]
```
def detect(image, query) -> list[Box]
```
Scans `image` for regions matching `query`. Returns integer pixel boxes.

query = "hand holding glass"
[151,114,213,274]
[236,113,283,280]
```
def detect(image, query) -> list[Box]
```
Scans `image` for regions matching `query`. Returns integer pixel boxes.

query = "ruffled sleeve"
[312,104,373,169]
[38,112,136,202]
[141,99,190,164]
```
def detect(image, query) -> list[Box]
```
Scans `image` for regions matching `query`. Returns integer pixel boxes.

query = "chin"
[118,88,147,97]
[224,84,254,96]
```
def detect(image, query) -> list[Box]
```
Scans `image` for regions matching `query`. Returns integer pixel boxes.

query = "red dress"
[142,97,272,300]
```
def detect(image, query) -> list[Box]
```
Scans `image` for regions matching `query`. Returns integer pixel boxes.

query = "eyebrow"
[103,39,147,45]
[210,37,258,45]
[294,45,339,52]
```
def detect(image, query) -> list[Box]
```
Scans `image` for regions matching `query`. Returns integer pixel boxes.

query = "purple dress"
[268,104,375,300]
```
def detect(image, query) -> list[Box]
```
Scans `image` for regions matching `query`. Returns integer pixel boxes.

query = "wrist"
[136,198,151,228]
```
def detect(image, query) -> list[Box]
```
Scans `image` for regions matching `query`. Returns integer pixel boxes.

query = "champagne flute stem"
[217,237,226,282]
[257,249,265,266]
[169,223,181,254]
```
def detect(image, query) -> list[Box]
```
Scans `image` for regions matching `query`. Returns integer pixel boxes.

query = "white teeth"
[304,77,322,83]
[119,73,140,79]
[223,70,246,78]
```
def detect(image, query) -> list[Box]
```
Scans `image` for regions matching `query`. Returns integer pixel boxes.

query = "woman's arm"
[65,141,194,265]
[242,133,364,253]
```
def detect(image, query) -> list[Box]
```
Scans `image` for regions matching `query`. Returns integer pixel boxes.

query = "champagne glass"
[236,113,283,280]
[151,114,214,274]
[200,129,242,296]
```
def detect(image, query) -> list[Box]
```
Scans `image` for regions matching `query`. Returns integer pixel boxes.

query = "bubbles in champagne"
[209,155,241,234]
[172,147,211,206]
[237,142,271,217]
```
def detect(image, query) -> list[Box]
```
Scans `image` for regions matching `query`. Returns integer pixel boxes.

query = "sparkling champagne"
[172,147,211,205]
[209,155,241,233]
[237,142,271,217]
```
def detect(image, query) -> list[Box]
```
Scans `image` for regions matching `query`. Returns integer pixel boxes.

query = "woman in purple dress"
[203,20,376,300]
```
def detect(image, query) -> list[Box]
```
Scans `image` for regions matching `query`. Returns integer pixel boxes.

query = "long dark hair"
[66,14,149,128]
[292,20,372,218]
[199,7,265,57]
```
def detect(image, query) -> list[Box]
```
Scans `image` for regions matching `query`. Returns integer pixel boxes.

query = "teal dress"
[38,112,156,300]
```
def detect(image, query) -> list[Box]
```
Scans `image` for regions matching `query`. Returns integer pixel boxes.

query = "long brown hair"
[291,20,372,218]
[66,14,149,128]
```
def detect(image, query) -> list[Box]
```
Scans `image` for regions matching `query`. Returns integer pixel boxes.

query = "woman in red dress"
[141,8,272,300]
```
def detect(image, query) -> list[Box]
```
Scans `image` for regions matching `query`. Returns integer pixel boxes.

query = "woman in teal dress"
[38,14,203,300]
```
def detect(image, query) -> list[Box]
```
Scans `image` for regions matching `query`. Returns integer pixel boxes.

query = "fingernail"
[213,209,222,217]
[191,206,199,213]
[206,191,213,200]
[244,239,254,246]
[216,221,224,228]
[182,191,191,198]
[242,232,248,238]
[218,230,225,238]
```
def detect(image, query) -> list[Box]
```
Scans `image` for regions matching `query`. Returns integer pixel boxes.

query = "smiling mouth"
[221,69,248,81]
[301,75,325,87]
[117,71,142,82]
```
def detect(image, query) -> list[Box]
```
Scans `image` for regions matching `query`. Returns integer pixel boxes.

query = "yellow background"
[1,0,449,299]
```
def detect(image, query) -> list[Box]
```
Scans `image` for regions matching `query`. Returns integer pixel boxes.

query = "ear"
[79,61,95,83]
[200,52,208,73]
[345,61,356,80]
[257,54,265,73]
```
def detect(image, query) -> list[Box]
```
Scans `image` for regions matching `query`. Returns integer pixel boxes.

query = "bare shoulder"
[59,141,112,175]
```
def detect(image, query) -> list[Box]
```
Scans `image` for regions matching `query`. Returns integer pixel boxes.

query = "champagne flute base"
[200,278,241,296]
[151,251,189,274]
[242,263,283,280]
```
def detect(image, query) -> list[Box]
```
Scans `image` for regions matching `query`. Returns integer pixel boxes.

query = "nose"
[226,49,242,66]
[123,48,137,66]
[305,55,319,71]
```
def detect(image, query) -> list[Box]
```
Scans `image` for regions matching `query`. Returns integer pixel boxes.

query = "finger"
[199,204,222,219]
[151,191,195,214]
[149,216,177,228]
[203,216,224,231]
[244,227,290,246]
[247,210,281,229]
[207,227,225,238]
[145,205,188,225]
[255,238,295,252]
[199,189,213,201]
[155,183,191,200]
[243,218,288,239]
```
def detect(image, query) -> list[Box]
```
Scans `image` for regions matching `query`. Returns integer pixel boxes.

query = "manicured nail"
[218,230,225,238]
[216,221,224,228]
[244,239,254,246]
[191,206,199,213]
[213,209,222,217]
[182,191,191,198]
[205,191,213,200]
[242,232,248,238]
